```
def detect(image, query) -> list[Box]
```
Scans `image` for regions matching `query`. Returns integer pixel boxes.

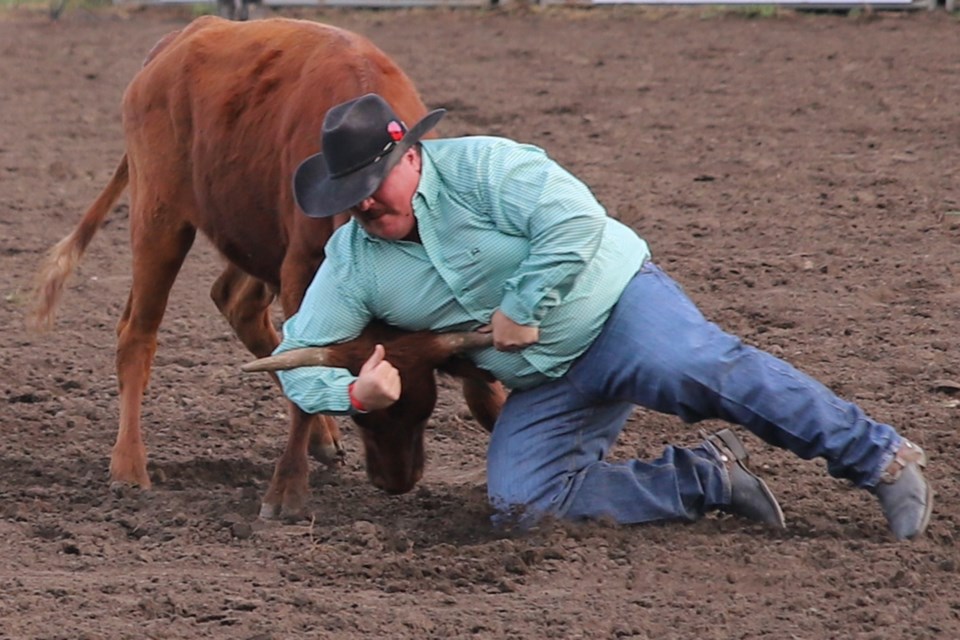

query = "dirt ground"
[2,3,959,639]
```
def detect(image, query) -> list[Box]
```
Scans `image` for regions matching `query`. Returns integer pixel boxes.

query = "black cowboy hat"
[293,93,445,219]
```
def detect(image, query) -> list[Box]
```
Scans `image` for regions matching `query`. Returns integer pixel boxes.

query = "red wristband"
[348,382,368,413]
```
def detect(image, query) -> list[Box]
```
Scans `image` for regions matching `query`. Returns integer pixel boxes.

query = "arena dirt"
[2,5,959,638]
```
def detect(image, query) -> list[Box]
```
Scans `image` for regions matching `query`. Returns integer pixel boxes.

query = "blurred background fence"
[142,0,941,10]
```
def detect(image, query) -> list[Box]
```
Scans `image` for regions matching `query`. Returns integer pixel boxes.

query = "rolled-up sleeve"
[483,144,606,326]
[275,255,372,415]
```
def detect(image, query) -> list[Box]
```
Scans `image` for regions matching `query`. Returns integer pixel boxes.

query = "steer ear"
[241,347,335,373]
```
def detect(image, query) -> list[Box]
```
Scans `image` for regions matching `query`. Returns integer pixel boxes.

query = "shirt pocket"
[445,246,482,270]
[442,246,491,302]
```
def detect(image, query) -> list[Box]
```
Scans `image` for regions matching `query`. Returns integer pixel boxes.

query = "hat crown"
[321,94,408,179]
[293,93,444,218]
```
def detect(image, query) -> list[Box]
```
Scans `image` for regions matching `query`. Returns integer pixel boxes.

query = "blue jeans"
[486,262,902,526]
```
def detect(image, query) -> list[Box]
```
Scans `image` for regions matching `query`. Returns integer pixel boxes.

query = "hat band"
[329,141,397,179]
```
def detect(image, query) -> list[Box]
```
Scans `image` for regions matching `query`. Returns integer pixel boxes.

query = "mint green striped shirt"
[276,136,650,415]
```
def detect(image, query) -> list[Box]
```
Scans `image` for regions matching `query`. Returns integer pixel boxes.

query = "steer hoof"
[259,475,311,523]
[309,440,346,467]
[109,480,145,498]
[259,501,309,523]
[259,501,281,520]
[109,457,152,490]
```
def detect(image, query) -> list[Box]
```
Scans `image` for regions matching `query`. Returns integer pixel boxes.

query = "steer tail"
[30,155,130,331]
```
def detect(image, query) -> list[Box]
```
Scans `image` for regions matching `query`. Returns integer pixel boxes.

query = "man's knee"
[487,471,570,528]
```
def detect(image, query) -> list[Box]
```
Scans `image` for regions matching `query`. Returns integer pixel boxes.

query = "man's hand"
[351,344,401,411]
[480,309,540,352]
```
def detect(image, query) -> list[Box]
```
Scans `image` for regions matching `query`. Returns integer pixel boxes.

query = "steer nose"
[370,471,420,495]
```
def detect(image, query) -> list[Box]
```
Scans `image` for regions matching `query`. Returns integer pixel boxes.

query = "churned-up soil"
[1,4,959,639]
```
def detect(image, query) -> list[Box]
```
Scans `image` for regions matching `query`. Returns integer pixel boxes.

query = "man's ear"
[408,146,422,172]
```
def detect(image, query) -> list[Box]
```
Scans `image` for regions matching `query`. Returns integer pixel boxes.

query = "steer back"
[123,16,433,303]
[244,322,498,494]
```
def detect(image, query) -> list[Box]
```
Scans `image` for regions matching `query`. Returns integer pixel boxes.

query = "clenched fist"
[351,344,401,411]
[481,309,540,352]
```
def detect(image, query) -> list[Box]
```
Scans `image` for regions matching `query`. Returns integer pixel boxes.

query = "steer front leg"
[261,402,315,520]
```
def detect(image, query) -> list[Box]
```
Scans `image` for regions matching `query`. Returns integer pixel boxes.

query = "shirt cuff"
[499,292,542,327]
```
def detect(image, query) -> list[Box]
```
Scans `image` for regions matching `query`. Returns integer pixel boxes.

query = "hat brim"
[293,107,446,219]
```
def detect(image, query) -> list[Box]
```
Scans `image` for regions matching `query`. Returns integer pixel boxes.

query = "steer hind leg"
[210,264,278,358]
[462,378,507,434]
[442,359,507,434]
[112,223,196,490]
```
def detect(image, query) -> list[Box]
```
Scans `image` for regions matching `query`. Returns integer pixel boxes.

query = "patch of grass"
[698,4,787,19]
[0,0,111,7]
[190,1,216,17]
[1,0,214,19]
[733,4,781,17]
[0,0,109,18]
[4,287,24,306]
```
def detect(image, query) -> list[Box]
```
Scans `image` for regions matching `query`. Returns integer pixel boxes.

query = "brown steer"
[31,16,505,519]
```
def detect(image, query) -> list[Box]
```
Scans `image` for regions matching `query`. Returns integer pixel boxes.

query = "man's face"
[352,148,421,241]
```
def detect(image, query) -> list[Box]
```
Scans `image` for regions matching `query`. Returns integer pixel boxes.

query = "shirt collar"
[415,141,441,211]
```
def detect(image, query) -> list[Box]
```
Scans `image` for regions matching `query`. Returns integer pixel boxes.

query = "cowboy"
[275,93,932,540]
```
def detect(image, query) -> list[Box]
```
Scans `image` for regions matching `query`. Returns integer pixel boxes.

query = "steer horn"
[432,330,495,353]
[241,346,337,372]
[241,330,494,373]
